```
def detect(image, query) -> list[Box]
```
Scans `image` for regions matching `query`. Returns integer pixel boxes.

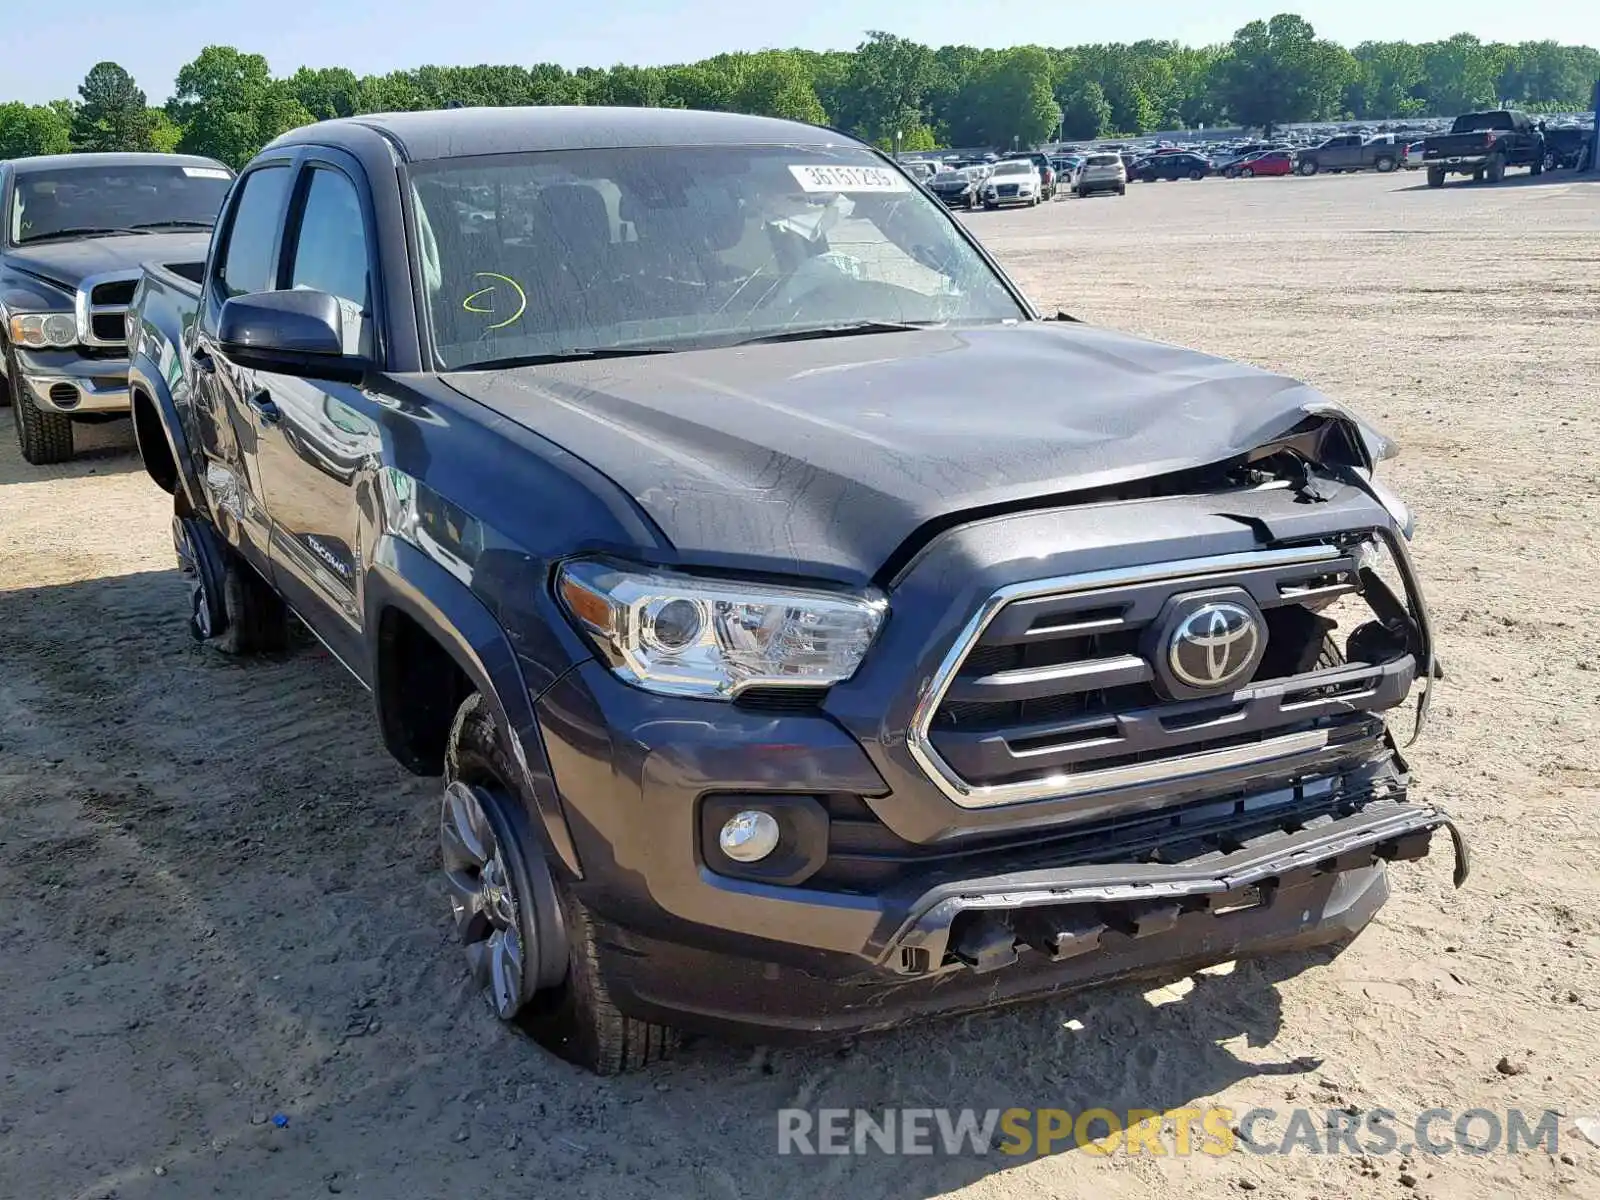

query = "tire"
[1541,152,1556,173]
[1427,167,1445,188]
[1485,154,1505,184]
[1188,169,1203,181]
[1530,155,1543,177]
[444,693,678,1075]
[1375,156,1395,173]
[1116,185,1126,196]
[1315,635,1345,671]
[172,513,289,655]
[1241,167,1254,179]
[1298,159,1318,177]
[10,351,75,465]
[0,343,11,408]
[983,202,997,210]
[1472,169,1485,183]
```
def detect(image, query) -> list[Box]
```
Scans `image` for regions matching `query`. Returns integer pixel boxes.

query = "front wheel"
[1427,167,1445,188]
[443,693,678,1074]
[1298,160,1318,177]
[1530,155,1544,177]
[1541,152,1556,173]
[10,354,75,465]
[1485,154,1505,183]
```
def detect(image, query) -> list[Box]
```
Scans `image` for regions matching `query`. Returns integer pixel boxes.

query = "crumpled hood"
[443,322,1360,582]
[5,231,212,293]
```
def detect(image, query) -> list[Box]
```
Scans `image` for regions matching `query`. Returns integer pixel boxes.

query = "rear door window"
[218,165,292,298]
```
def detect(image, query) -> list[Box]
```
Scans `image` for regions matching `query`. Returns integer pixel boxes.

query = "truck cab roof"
[5,152,229,177]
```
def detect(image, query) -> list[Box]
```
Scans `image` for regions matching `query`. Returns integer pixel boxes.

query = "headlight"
[8,312,77,349]
[557,559,886,699]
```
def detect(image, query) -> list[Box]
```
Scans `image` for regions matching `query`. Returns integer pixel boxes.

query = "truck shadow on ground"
[0,567,1353,1199]
[1395,169,1600,193]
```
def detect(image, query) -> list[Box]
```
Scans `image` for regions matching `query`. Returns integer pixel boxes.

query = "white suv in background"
[981,159,1041,208]
[1075,152,1128,198]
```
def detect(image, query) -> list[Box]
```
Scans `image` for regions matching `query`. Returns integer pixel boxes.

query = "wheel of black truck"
[1486,155,1505,184]
[442,693,677,1074]
[171,512,289,655]
[9,347,75,465]
[1530,154,1543,176]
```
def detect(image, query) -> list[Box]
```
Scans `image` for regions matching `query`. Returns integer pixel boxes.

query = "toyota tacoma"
[1,152,233,463]
[125,107,1466,1074]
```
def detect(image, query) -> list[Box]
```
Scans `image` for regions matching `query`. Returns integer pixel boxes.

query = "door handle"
[246,389,280,425]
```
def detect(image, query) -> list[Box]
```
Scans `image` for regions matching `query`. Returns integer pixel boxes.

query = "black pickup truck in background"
[1422,111,1545,187]
[124,106,1464,1074]
[0,153,233,463]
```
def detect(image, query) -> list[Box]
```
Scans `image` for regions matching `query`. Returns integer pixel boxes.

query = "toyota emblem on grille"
[1168,602,1262,689]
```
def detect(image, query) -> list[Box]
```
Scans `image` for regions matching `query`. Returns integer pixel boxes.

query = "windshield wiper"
[19,226,153,242]
[127,220,214,230]
[457,347,681,370]
[721,320,938,347]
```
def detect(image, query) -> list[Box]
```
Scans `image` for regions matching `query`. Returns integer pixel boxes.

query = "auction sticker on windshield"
[788,165,909,193]
[182,167,232,179]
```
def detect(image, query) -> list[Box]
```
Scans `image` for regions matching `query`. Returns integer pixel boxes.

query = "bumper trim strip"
[885,799,1464,968]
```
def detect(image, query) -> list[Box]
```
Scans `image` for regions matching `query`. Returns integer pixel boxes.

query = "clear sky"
[11,0,1598,104]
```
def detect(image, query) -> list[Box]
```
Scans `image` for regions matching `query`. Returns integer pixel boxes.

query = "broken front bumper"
[890,798,1467,975]
[594,793,1467,1041]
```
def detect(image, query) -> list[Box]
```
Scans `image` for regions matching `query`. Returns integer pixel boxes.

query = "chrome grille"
[908,545,1417,809]
[75,270,142,350]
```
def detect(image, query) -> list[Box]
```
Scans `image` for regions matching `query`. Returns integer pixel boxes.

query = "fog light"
[719,810,781,863]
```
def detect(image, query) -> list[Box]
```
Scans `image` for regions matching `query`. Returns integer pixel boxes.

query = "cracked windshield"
[408,144,1024,367]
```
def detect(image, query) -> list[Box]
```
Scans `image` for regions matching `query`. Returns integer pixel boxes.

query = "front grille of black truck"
[76,272,141,350]
[907,543,1418,809]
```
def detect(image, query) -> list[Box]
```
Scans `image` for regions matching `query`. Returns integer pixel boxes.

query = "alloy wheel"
[441,781,532,1019]
[172,519,212,641]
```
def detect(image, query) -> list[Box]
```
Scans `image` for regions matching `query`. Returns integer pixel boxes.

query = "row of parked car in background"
[905,109,1594,200]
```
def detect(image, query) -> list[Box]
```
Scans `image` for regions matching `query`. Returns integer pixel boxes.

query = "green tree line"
[2,15,1596,166]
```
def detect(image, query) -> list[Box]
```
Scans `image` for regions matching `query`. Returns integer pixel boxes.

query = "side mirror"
[218,289,367,383]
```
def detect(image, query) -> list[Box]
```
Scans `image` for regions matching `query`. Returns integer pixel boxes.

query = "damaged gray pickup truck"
[125,107,1466,1074]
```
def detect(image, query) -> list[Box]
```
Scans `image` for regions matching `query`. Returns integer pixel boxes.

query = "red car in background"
[1226,149,1295,178]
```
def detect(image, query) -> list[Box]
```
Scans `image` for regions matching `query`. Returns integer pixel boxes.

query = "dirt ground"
[2,168,1596,1200]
